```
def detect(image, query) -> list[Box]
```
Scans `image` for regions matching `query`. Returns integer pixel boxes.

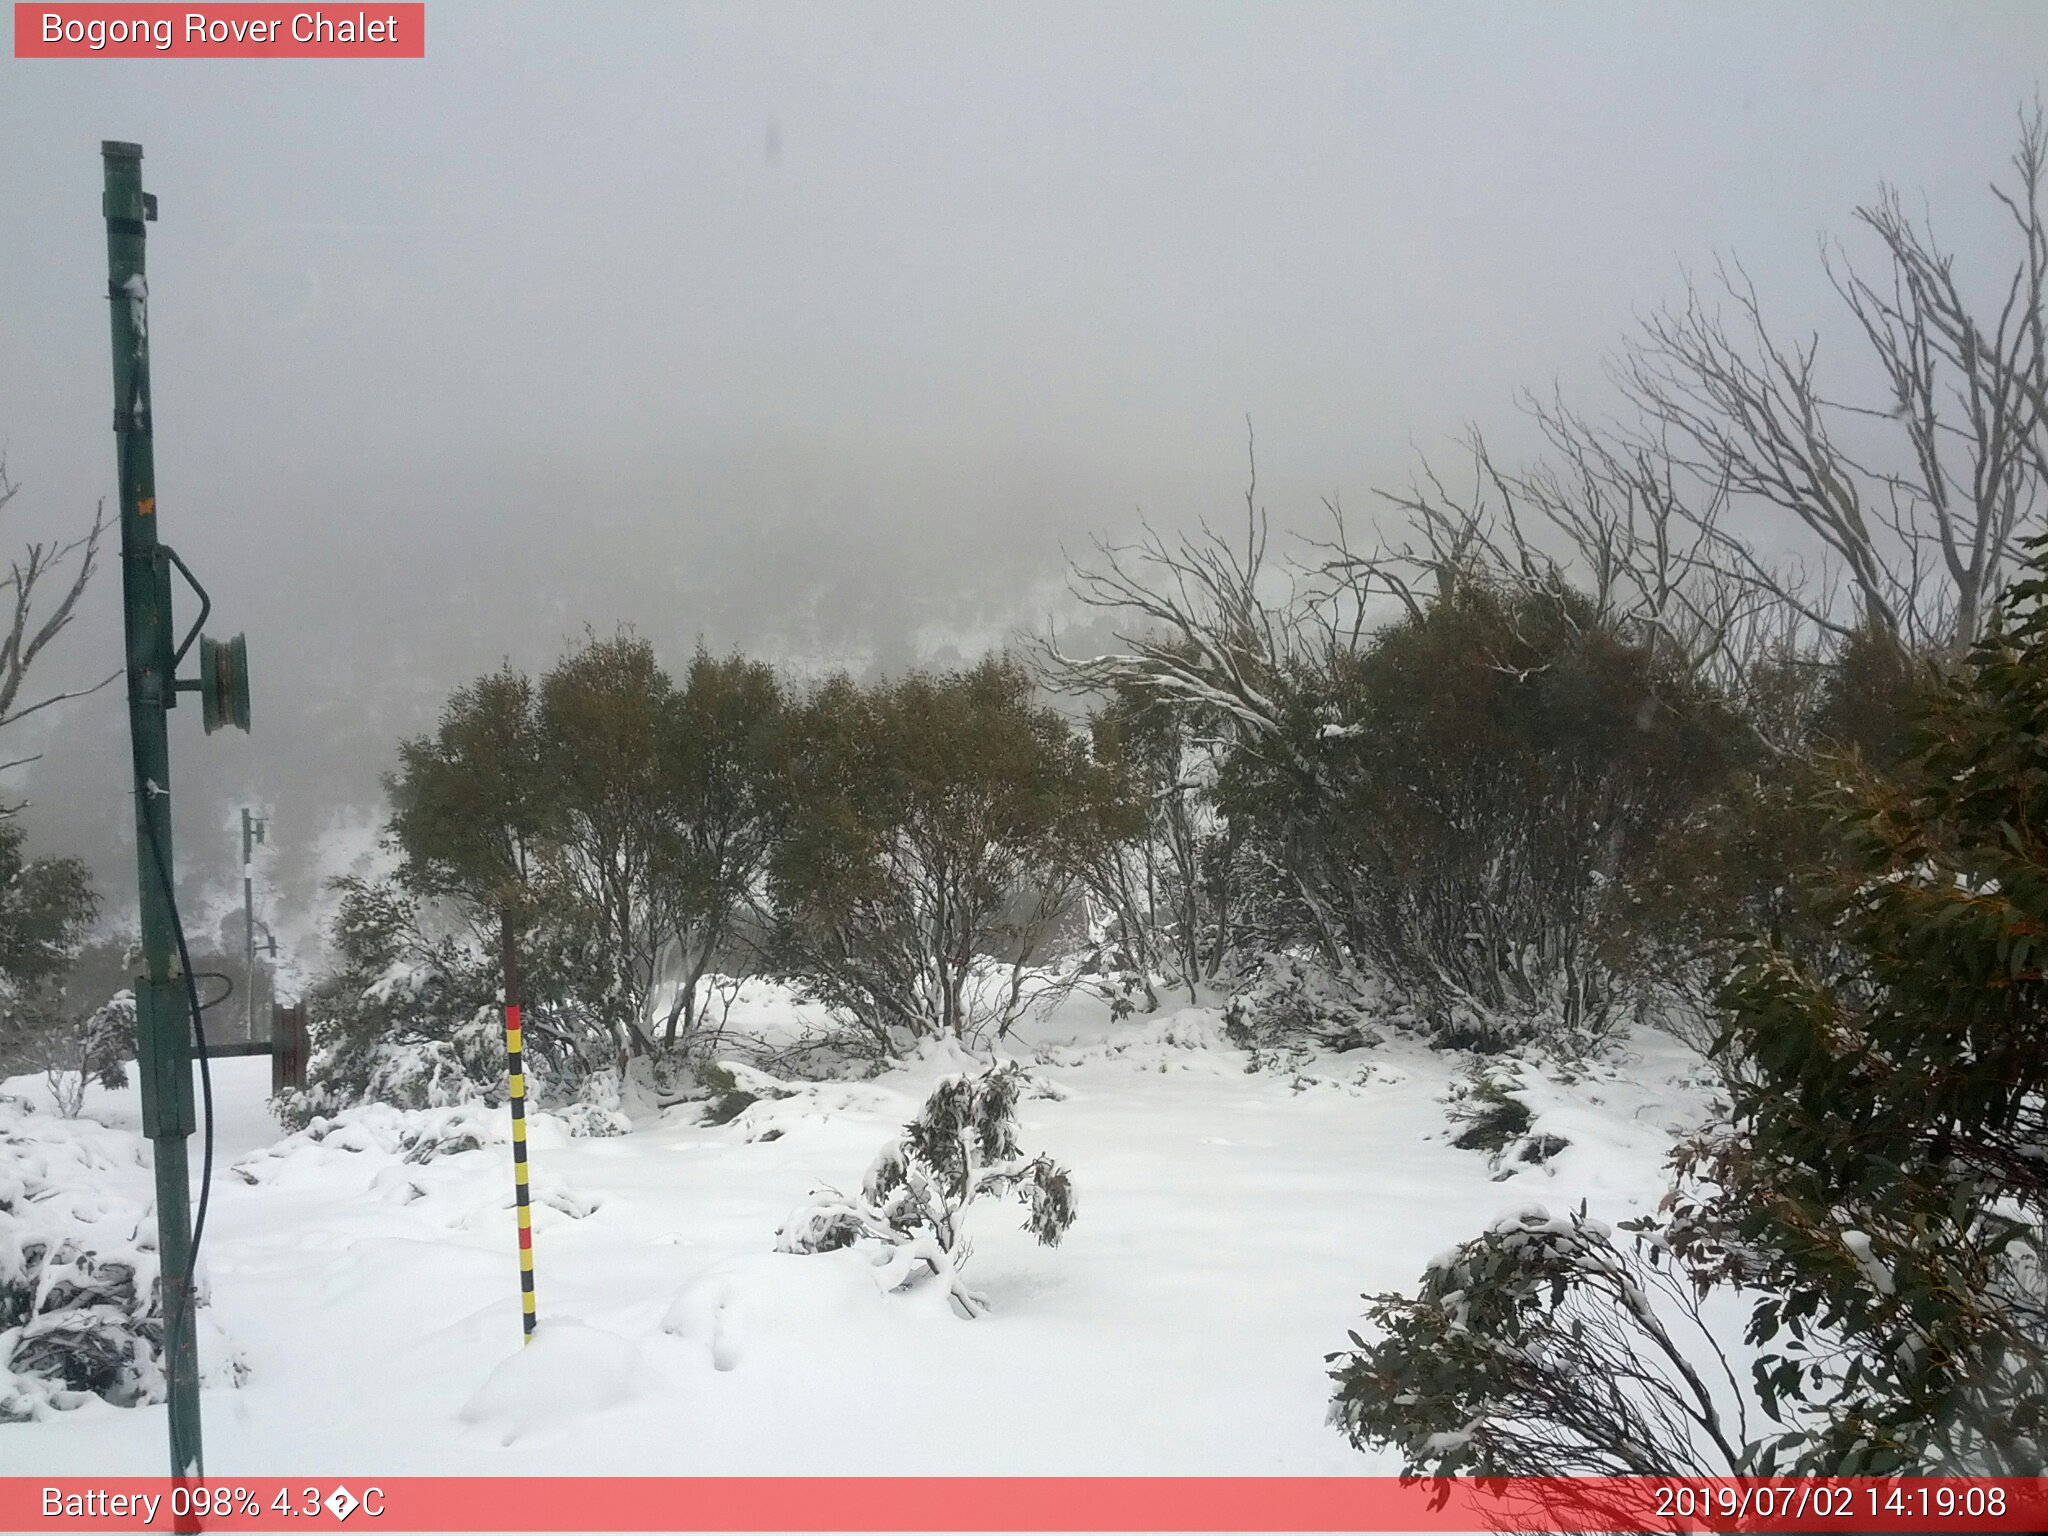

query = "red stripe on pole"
[5,1478,2046,1532]
[517,1225,532,1249]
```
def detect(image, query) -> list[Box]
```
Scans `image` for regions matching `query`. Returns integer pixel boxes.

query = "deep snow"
[0,989,1721,1477]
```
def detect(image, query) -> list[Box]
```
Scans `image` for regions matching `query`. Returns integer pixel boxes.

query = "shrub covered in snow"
[292,872,633,1124]
[277,1004,510,1132]
[698,1059,796,1126]
[290,874,504,1117]
[775,1063,1075,1317]
[1328,1202,1748,1482]
[1221,953,1384,1057]
[1445,1074,1534,1155]
[244,1099,628,1185]
[0,1095,245,1422]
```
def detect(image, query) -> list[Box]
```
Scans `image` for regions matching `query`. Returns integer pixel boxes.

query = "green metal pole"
[103,139,204,1481]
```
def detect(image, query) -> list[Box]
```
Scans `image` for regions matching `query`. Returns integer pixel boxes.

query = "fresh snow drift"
[459,1320,643,1446]
[0,984,1719,1476]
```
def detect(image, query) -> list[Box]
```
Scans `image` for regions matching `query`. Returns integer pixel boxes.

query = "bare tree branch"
[0,462,118,742]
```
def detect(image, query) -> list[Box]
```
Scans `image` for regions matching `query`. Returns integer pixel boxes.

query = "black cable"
[191,972,235,1013]
[138,811,215,1287]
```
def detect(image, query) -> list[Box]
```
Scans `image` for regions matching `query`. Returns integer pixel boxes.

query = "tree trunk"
[499,907,523,1013]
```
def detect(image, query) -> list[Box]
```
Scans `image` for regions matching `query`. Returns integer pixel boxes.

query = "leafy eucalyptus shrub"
[776,1063,1076,1317]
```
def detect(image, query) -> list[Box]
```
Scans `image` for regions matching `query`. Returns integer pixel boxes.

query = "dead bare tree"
[0,458,116,780]
[1044,116,2048,1036]
[1044,430,1362,972]
[1050,426,1743,1022]
[1616,108,2048,657]
[1051,435,1307,775]
[1315,418,1766,679]
[1318,414,1824,760]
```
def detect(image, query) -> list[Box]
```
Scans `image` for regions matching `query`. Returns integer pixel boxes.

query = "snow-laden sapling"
[41,990,132,1118]
[775,1064,1075,1317]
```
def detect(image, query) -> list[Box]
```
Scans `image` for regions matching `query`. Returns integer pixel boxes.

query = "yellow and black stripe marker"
[504,1003,536,1341]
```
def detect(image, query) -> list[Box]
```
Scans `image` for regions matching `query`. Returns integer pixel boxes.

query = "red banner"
[2,1477,2046,1532]
[13,5,424,58]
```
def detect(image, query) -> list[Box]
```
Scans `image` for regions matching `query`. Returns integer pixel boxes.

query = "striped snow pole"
[504,1003,536,1341]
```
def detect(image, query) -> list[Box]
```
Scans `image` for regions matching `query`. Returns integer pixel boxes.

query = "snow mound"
[723,1080,899,1142]
[1030,1007,1237,1070]
[895,1034,997,1075]
[662,1250,894,1373]
[458,1318,641,1445]
[235,1100,622,1184]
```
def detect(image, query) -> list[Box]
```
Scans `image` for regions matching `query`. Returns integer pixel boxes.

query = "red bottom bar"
[4,1476,2046,1533]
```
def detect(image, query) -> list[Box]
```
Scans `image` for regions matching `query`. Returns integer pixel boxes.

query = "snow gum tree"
[378,665,618,1084]
[384,639,789,1071]
[647,650,786,1052]
[0,457,111,754]
[536,633,675,1055]
[387,664,558,1020]
[1059,112,2048,1052]
[1074,664,1239,1009]
[765,659,1102,1051]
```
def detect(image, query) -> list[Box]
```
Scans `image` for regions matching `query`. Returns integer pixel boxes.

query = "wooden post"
[269,1003,308,1095]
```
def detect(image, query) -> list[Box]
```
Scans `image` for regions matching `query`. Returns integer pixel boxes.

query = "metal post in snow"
[103,138,203,1482]
[105,139,252,1488]
[242,807,261,1041]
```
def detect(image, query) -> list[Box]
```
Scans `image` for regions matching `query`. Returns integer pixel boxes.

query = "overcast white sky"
[1,0,2043,931]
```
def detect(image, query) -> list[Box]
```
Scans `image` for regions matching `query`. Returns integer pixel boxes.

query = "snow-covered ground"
[0,988,1720,1477]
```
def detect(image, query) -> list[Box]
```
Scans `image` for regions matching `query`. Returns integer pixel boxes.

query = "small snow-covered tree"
[40,990,130,1118]
[288,873,604,1126]
[775,1064,1075,1317]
